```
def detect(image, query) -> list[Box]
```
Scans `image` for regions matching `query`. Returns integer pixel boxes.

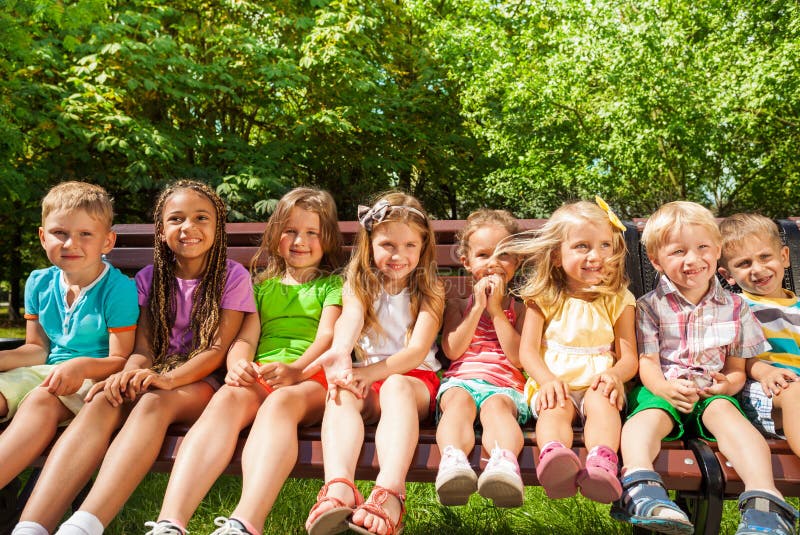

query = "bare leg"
[229,381,326,531]
[351,375,430,535]
[703,398,781,495]
[772,381,800,458]
[435,388,477,455]
[479,395,522,455]
[619,408,673,472]
[19,395,126,531]
[78,382,215,526]
[0,388,73,489]
[534,401,575,448]
[582,388,622,451]
[157,384,265,527]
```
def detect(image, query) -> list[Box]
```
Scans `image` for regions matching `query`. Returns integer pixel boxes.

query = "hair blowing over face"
[149,180,228,372]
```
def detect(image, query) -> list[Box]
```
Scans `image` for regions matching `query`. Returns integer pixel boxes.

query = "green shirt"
[254,274,343,364]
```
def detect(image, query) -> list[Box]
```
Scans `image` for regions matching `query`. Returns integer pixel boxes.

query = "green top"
[254,274,343,364]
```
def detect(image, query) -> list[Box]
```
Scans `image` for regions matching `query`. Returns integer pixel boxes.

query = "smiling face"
[463,224,518,284]
[160,189,218,277]
[649,224,721,304]
[556,220,614,293]
[278,206,324,279]
[719,235,789,299]
[39,208,115,286]
[371,220,423,292]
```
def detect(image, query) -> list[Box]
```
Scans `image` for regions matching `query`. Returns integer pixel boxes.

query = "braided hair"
[148,180,228,372]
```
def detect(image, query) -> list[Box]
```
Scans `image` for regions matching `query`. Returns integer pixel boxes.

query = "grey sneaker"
[209,517,251,535]
[435,445,477,506]
[143,521,185,535]
[477,445,524,507]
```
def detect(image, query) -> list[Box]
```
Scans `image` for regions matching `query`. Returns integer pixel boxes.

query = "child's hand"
[225,359,259,387]
[41,359,86,396]
[699,371,733,398]
[590,371,626,410]
[759,367,798,397]
[536,379,570,411]
[659,379,699,413]
[255,361,302,389]
[302,348,352,380]
[484,274,506,316]
[472,277,490,311]
[85,369,137,406]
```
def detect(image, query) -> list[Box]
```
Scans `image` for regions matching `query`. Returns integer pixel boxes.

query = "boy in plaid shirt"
[612,201,798,535]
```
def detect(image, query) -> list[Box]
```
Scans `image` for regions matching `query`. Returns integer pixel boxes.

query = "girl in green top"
[147,188,344,535]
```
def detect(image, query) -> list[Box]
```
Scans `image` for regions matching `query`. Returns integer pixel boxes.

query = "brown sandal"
[305,478,364,535]
[347,485,406,535]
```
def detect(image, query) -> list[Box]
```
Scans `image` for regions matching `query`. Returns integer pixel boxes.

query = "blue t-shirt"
[24,262,139,364]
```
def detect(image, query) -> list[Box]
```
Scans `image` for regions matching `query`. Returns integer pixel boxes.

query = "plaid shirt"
[636,275,770,381]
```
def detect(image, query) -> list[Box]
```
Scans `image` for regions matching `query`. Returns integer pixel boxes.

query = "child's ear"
[717,265,736,286]
[647,254,663,273]
[38,227,46,248]
[460,254,471,271]
[102,230,117,255]
[780,245,790,268]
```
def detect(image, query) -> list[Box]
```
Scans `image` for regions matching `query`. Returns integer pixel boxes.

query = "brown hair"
[502,201,628,309]
[148,180,228,372]
[250,187,343,283]
[456,209,520,259]
[346,191,444,360]
[41,181,113,229]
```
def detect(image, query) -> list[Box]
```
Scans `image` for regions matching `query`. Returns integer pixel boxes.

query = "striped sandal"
[305,478,363,535]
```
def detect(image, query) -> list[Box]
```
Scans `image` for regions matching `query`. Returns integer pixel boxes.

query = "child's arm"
[746,358,798,397]
[486,275,523,366]
[638,354,699,414]
[224,311,261,387]
[519,302,568,410]
[0,318,50,371]
[441,297,474,360]
[590,304,638,409]
[257,304,343,388]
[40,325,136,397]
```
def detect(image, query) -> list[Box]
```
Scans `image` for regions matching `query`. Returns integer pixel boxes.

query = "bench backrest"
[107,219,800,300]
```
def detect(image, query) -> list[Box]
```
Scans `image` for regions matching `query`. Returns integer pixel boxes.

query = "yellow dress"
[525,289,636,403]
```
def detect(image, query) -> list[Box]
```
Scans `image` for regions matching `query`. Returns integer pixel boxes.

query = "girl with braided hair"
[14,180,255,535]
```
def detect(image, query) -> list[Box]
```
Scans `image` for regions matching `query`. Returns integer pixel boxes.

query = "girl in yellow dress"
[502,198,638,504]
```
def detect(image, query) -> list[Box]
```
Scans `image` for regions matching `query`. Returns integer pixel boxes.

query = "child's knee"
[479,394,514,419]
[0,392,8,418]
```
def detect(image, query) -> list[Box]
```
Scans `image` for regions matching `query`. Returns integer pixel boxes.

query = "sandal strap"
[620,478,685,519]
[738,490,800,521]
[357,485,406,535]
[310,478,364,516]
[620,469,665,489]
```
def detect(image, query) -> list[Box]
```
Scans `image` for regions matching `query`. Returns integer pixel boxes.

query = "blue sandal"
[735,490,799,535]
[610,470,694,535]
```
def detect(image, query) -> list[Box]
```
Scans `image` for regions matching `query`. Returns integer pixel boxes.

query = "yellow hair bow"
[595,196,626,232]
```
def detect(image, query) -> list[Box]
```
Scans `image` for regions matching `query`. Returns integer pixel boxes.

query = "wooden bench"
[2,218,799,535]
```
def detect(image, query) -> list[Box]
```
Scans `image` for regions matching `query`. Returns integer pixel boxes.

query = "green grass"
[102,474,791,534]
[0,327,25,339]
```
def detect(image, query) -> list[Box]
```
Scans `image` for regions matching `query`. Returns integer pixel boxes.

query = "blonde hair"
[148,180,228,373]
[347,191,444,361]
[642,201,720,257]
[719,213,783,269]
[250,188,343,283]
[456,209,520,259]
[503,201,628,309]
[41,181,113,229]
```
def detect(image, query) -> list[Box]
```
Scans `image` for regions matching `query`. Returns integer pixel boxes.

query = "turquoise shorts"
[626,384,743,441]
[436,377,530,424]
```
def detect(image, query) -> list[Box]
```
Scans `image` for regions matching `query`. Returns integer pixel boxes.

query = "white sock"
[55,511,104,535]
[12,521,49,535]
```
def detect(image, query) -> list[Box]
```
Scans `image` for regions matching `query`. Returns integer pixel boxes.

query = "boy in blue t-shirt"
[0,181,139,490]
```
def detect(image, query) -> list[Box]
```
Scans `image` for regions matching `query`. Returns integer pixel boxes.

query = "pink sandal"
[347,485,406,535]
[576,445,623,503]
[536,441,581,499]
[305,478,363,535]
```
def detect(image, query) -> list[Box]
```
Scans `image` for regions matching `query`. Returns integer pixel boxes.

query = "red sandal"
[348,485,406,535]
[305,478,363,535]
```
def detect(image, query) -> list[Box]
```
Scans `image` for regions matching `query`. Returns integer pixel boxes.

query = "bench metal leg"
[683,439,724,535]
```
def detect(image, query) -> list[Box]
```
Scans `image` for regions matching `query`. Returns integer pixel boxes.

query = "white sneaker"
[435,445,478,505]
[477,445,524,507]
[143,521,185,535]
[209,517,249,535]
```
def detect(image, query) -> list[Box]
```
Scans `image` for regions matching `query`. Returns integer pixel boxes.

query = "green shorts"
[0,364,93,424]
[436,377,530,424]
[626,384,744,441]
